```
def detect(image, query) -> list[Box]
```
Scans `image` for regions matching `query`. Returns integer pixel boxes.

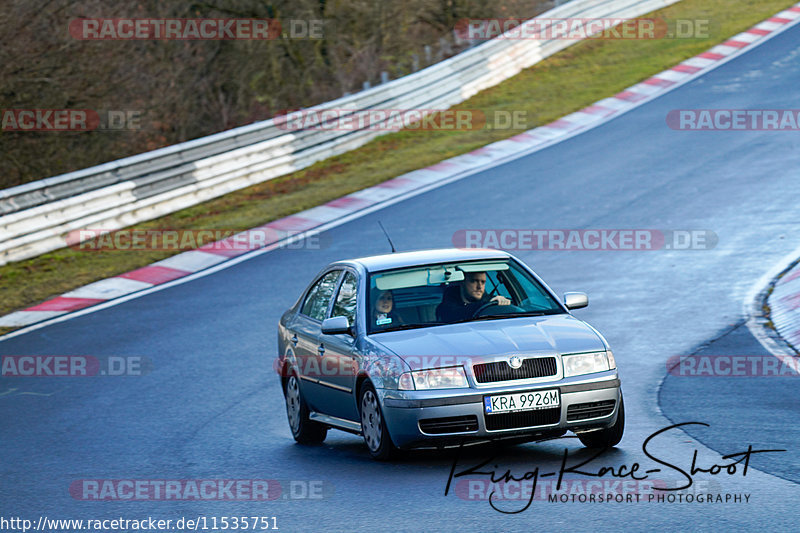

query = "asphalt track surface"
[3,22,800,533]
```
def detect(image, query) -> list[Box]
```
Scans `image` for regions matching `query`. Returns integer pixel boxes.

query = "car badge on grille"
[508,356,523,369]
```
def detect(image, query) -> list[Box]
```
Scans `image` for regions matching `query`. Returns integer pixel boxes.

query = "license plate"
[484,389,560,414]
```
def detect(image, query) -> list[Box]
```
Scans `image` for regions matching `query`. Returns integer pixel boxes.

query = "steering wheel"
[471,300,524,318]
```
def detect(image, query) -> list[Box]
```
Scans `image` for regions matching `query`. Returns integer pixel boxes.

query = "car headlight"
[563,351,615,377]
[398,366,468,390]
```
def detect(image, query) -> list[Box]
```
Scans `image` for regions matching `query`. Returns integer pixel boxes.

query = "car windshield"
[366,259,564,333]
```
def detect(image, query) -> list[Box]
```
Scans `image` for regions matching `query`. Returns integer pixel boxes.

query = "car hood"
[369,314,606,370]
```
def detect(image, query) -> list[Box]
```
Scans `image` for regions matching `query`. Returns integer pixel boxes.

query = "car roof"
[336,248,513,273]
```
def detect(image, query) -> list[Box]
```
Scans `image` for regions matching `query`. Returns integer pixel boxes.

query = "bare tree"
[0,0,551,189]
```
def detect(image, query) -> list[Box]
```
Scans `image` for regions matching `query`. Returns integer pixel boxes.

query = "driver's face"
[462,272,486,302]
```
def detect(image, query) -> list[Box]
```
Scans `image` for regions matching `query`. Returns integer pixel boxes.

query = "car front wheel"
[284,374,327,444]
[359,382,398,460]
[578,395,625,448]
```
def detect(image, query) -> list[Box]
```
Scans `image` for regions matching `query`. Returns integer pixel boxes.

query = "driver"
[436,271,510,323]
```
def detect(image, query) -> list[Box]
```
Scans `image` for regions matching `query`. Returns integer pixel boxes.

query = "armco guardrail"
[0,0,679,266]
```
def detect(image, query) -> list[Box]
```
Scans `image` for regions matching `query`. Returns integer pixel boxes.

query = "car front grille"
[484,407,561,431]
[419,415,479,434]
[566,400,616,421]
[472,357,557,383]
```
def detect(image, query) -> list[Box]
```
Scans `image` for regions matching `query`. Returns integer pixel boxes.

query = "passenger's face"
[462,273,486,301]
[376,291,393,313]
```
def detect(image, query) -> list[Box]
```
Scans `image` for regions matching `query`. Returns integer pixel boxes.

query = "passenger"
[371,289,403,329]
[436,271,510,323]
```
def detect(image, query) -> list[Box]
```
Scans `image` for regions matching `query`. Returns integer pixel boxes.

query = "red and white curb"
[767,261,800,353]
[2,3,800,329]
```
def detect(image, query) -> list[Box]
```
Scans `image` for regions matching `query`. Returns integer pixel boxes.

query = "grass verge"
[0,0,794,335]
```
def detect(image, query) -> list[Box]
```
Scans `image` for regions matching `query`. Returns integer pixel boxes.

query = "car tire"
[284,373,327,444]
[359,382,398,460]
[578,395,625,449]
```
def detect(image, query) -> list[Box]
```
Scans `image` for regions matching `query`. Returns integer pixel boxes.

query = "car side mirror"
[321,316,352,335]
[563,292,588,310]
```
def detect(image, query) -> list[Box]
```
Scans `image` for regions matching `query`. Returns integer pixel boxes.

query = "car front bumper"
[380,371,621,449]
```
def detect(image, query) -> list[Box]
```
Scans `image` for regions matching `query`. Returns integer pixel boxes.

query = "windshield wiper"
[371,322,445,333]
[456,310,562,323]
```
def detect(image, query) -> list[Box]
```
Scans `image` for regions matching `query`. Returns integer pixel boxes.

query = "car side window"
[301,270,341,321]
[332,271,358,325]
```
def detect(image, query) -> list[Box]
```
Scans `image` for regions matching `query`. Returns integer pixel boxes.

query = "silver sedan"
[277,248,623,459]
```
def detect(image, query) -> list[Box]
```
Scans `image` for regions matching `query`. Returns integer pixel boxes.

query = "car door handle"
[317,344,325,356]
[291,334,298,346]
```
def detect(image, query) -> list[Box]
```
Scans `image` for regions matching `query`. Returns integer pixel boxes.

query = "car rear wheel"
[578,395,625,448]
[359,382,397,460]
[284,374,327,444]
